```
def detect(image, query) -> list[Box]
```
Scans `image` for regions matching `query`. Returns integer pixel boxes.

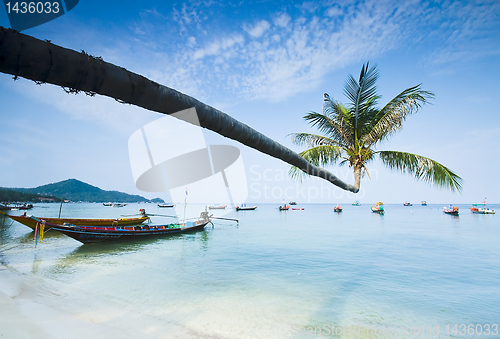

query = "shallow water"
[1,203,499,338]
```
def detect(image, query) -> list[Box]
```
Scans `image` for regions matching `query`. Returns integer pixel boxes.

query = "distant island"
[0,179,164,203]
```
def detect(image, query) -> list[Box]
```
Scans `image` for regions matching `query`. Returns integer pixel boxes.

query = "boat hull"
[50,222,209,244]
[236,206,257,211]
[5,214,149,230]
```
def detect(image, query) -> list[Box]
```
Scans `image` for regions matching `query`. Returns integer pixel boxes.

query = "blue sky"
[1,0,499,204]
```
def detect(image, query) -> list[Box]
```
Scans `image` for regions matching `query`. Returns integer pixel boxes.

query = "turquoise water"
[1,203,499,338]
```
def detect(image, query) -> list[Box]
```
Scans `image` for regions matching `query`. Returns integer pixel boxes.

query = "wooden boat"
[470,201,495,214]
[47,220,210,244]
[334,204,342,212]
[208,204,227,210]
[0,210,149,230]
[279,205,290,211]
[103,203,113,206]
[352,201,361,206]
[291,208,304,210]
[443,205,459,215]
[113,203,127,207]
[236,205,257,211]
[403,202,412,206]
[158,203,175,208]
[371,202,384,214]
[289,202,297,205]
[421,201,427,206]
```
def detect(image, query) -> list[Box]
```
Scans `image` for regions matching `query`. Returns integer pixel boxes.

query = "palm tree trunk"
[0,27,359,193]
[353,165,362,192]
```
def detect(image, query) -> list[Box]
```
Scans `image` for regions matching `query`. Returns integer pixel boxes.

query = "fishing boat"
[279,205,290,211]
[0,203,34,210]
[289,202,297,205]
[352,201,361,206]
[291,208,304,210]
[334,204,342,212]
[45,220,210,244]
[403,202,412,206]
[236,204,257,211]
[371,202,384,214]
[470,200,495,214]
[0,209,150,230]
[443,205,459,215]
[103,203,113,206]
[158,203,175,208]
[208,204,227,210]
[421,201,427,206]
[113,203,127,207]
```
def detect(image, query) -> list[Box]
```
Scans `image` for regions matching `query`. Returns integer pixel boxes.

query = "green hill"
[2,179,163,203]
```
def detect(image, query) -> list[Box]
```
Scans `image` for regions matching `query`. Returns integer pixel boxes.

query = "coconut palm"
[290,63,462,192]
[0,26,358,192]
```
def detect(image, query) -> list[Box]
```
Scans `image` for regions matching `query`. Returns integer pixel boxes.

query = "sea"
[1,202,499,338]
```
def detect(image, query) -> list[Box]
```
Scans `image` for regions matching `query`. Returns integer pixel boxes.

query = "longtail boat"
[371,202,384,214]
[46,220,209,244]
[443,205,459,215]
[291,208,304,210]
[0,203,34,210]
[334,204,342,212]
[208,204,227,210]
[279,205,290,211]
[158,203,175,208]
[236,205,257,211]
[0,210,149,230]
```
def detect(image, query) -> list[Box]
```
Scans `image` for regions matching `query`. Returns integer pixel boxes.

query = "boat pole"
[58,198,64,219]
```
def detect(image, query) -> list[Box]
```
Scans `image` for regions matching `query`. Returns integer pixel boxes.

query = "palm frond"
[289,145,345,180]
[289,133,340,148]
[343,62,379,123]
[323,95,354,145]
[303,111,351,147]
[362,85,434,146]
[378,151,463,192]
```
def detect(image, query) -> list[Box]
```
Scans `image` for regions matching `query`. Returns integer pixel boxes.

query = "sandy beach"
[0,262,136,339]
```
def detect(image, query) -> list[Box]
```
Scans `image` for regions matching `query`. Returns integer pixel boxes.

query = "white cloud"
[274,13,291,27]
[243,20,271,38]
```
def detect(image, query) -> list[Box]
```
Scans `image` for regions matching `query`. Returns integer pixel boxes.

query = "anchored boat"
[371,202,384,214]
[1,209,149,230]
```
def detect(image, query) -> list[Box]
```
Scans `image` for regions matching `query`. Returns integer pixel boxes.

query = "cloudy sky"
[1,0,499,204]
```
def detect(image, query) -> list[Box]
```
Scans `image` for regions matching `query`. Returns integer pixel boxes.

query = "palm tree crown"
[290,62,462,192]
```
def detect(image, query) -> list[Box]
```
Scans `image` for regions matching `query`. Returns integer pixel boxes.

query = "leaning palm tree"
[0,26,357,192]
[290,63,462,192]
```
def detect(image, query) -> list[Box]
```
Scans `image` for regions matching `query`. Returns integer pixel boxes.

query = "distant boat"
[0,210,149,230]
[334,204,342,212]
[236,204,257,211]
[470,200,495,214]
[289,202,297,205]
[208,204,227,210]
[291,208,304,210]
[352,201,361,206]
[421,201,427,206]
[404,202,412,206]
[371,202,384,214]
[0,203,33,210]
[113,203,127,207]
[443,205,459,215]
[158,203,174,208]
[279,205,290,211]
[103,203,113,206]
